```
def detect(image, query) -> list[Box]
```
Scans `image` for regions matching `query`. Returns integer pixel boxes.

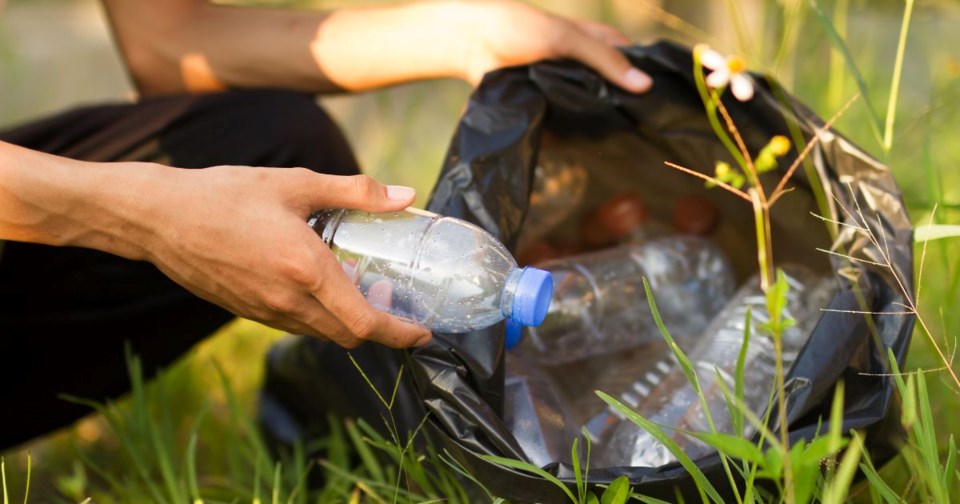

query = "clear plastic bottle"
[515,154,588,256]
[508,235,735,363]
[310,208,553,334]
[581,351,681,444]
[594,265,836,468]
[503,354,580,467]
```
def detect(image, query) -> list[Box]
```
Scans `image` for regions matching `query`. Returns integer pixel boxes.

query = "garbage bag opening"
[416,40,913,501]
[258,40,914,504]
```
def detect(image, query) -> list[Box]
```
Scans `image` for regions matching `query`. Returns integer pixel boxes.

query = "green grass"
[3,0,960,502]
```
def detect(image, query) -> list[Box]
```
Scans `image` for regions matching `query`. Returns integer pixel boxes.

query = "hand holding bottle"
[134,166,435,349]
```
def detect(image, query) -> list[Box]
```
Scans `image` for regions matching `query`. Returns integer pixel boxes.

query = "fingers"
[293,171,417,214]
[571,18,631,47]
[560,23,652,94]
[310,248,432,349]
[282,285,431,350]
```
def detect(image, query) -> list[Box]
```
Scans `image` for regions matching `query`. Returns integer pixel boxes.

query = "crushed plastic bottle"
[508,235,735,363]
[310,208,553,334]
[581,351,681,444]
[503,354,580,467]
[594,265,836,468]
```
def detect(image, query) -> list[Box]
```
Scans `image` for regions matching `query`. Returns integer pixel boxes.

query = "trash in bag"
[258,40,914,503]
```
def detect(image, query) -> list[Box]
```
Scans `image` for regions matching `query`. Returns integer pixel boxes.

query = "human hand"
[459,1,652,92]
[133,165,432,349]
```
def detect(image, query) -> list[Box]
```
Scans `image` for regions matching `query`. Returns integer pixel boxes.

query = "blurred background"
[1,0,958,501]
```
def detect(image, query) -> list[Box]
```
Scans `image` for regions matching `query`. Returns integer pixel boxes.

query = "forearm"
[0,141,431,347]
[0,141,156,259]
[102,0,475,96]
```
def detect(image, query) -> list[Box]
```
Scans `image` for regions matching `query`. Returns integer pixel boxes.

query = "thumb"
[300,173,417,213]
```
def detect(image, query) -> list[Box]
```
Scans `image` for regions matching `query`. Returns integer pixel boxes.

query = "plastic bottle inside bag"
[503,354,581,467]
[580,351,681,444]
[310,208,553,334]
[515,154,589,257]
[594,265,836,468]
[507,235,735,363]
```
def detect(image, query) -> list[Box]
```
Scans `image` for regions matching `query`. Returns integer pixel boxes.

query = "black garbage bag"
[258,40,914,502]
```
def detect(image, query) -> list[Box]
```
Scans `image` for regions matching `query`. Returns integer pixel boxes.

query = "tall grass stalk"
[883,0,915,153]
[809,0,884,146]
[827,0,849,113]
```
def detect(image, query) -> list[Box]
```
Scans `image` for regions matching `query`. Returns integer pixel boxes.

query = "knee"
[240,91,338,153]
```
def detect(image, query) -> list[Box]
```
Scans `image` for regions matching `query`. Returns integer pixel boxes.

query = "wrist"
[63,160,167,262]
[0,142,163,261]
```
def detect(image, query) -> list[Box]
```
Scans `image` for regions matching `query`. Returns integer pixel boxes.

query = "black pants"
[0,90,360,450]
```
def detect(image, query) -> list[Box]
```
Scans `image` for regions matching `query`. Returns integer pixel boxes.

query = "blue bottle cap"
[511,266,553,328]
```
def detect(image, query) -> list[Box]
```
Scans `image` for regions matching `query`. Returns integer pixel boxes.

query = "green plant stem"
[772,302,794,504]
[21,455,29,504]
[827,0,849,113]
[883,0,916,153]
[2,457,7,504]
[750,190,773,291]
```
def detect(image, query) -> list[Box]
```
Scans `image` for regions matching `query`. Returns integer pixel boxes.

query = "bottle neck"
[308,209,346,246]
[499,267,524,319]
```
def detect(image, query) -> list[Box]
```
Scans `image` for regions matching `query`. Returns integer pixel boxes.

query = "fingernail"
[624,68,652,92]
[414,333,432,347]
[386,185,416,201]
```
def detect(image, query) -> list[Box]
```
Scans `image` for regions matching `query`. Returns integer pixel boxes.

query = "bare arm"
[0,140,431,348]
[100,0,652,96]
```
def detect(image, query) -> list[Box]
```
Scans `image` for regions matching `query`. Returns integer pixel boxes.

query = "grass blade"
[345,419,386,484]
[859,449,901,504]
[596,392,722,504]
[809,0,884,145]
[271,462,281,504]
[21,455,29,504]
[318,461,421,502]
[572,437,585,503]
[827,382,846,453]
[882,0,915,152]
[186,404,209,504]
[348,353,390,410]
[820,431,863,504]
[734,307,752,438]
[439,449,496,502]
[478,454,578,503]
[915,224,960,242]
[600,475,631,504]
[642,278,701,397]
[2,457,8,504]
[944,435,956,503]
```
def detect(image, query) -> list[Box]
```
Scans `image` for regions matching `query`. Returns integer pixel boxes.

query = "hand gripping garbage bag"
[258,40,914,502]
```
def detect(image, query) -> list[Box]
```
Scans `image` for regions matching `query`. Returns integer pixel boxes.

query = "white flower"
[698,45,754,102]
